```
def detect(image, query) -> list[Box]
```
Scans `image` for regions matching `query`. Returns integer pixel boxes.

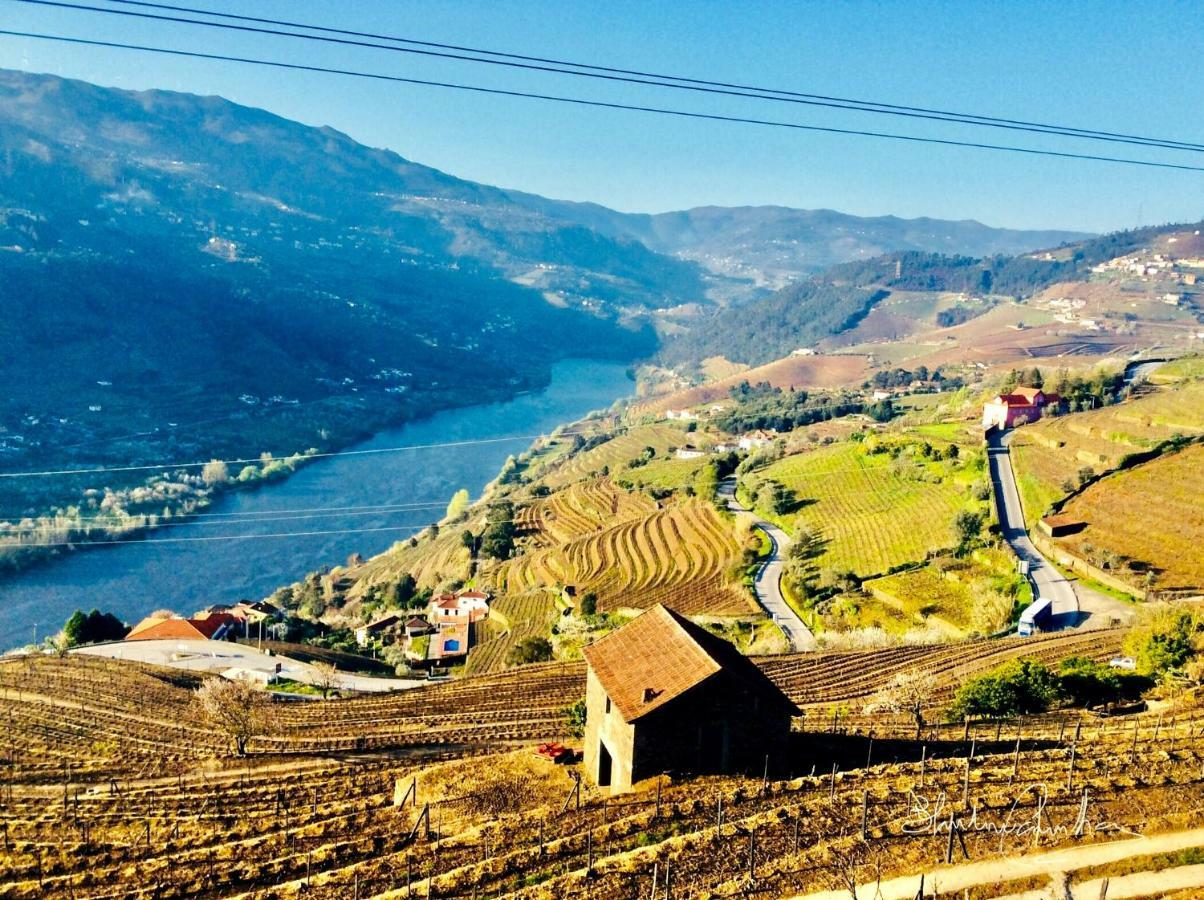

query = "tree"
[864,669,939,739]
[460,529,477,555]
[62,608,128,646]
[195,677,274,756]
[445,488,470,520]
[785,527,825,599]
[1123,607,1201,677]
[390,573,418,608]
[201,459,230,486]
[954,509,985,556]
[62,610,88,647]
[309,661,340,700]
[948,659,1062,720]
[507,637,553,666]
[580,592,598,616]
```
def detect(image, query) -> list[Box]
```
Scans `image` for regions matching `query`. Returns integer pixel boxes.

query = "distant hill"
[662,220,1204,368]
[570,205,1092,289]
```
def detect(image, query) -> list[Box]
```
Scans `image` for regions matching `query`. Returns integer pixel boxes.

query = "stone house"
[582,605,798,794]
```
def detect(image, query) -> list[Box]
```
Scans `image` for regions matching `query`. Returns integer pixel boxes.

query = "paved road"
[76,639,424,693]
[796,827,1204,899]
[986,430,1080,629]
[719,478,817,652]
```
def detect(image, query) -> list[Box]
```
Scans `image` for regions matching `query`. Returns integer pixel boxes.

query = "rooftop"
[583,604,799,723]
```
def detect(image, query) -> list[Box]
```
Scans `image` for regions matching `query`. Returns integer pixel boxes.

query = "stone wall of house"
[584,667,637,793]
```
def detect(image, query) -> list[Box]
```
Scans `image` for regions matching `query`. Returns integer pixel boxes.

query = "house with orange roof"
[982,386,1061,432]
[125,611,237,642]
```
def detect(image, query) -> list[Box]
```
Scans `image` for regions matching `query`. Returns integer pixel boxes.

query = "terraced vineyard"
[495,499,754,615]
[2,632,1191,900]
[464,592,561,676]
[761,442,979,577]
[514,478,655,548]
[1010,379,1204,527]
[540,423,688,489]
[1052,442,1204,592]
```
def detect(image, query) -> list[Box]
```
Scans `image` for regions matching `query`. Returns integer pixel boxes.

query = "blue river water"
[0,359,632,647]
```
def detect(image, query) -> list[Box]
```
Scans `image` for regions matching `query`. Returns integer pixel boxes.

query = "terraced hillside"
[1052,442,1204,592]
[464,592,561,676]
[514,478,656,548]
[496,499,753,616]
[540,423,689,489]
[1010,379,1204,527]
[3,631,1191,900]
[758,440,985,577]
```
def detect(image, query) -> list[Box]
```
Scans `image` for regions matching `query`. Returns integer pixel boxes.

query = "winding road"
[986,430,1081,628]
[719,478,817,652]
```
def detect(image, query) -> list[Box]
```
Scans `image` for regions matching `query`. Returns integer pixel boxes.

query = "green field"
[1149,354,1204,384]
[760,439,986,577]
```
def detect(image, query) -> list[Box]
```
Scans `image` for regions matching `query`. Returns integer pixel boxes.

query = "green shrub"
[948,659,1062,720]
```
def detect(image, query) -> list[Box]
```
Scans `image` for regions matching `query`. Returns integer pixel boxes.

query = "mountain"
[0,68,1095,523]
[661,220,1204,368]
[547,204,1092,290]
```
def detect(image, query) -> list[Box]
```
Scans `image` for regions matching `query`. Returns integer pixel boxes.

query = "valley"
[2,44,1203,900]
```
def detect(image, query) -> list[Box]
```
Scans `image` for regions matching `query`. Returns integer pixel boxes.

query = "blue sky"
[2,0,1202,233]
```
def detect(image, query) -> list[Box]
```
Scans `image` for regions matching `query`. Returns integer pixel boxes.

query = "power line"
[22,0,1204,154]
[4,30,1203,174]
[0,429,572,478]
[8,523,430,547]
[1,502,449,531]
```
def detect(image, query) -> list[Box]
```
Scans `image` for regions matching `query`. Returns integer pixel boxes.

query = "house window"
[605,695,611,715]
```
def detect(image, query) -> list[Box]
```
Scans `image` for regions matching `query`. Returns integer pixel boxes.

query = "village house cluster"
[355,588,492,665]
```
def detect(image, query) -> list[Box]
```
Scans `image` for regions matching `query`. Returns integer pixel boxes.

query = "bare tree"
[310,661,340,700]
[863,669,940,740]
[195,677,274,756]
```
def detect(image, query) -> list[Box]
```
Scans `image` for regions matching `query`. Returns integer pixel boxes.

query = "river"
[0,359,633,647]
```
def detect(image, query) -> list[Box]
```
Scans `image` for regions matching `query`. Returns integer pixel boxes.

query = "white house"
[665,409,699,422]
[738,430,777,451]
[675,445,706,460]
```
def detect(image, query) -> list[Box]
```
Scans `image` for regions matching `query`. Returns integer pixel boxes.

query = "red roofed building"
[125,612,237,642]
[982,386,1060,431]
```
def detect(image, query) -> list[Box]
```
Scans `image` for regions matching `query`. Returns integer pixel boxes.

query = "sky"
[2,0,1202,233]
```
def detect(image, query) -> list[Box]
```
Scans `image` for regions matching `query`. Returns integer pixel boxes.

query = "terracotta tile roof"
[127,613,174,638]
[1011,386,1044,402]
[583,605,799,723]
[458,590,489,600]
[126,613,236,641]
[435,597,460,610]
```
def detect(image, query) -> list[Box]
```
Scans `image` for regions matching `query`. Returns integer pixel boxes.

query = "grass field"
[614,455,712,492]
[760,441,985,577]
[494,499,754,616]
[1149,354,1204,384]
[857,549,1023,638]
[1054,442,1204,592]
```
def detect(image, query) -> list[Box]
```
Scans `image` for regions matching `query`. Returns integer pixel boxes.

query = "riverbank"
[0,359,634,648]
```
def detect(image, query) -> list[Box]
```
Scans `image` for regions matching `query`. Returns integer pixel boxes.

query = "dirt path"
[795,827,1204,899]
